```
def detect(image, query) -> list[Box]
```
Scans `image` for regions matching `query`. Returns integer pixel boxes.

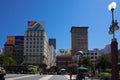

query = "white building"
[82,49,100,64]
[49,45,56,67]
[23,21,49,66]
[57,49,71,56]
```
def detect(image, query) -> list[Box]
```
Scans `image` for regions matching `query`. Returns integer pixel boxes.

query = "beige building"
[23,21,49,66]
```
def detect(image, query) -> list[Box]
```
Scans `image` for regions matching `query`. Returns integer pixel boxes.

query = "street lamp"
[76,51,83,66]
[108,1,119,80]
[108,2,119,38]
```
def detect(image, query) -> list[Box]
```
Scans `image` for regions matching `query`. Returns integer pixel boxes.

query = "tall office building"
[13,36,24,65]
[49,38,56,49]
[71,27,88,55]
[23,21,49,65]
[49,38,56,66]
[4,36,14,57]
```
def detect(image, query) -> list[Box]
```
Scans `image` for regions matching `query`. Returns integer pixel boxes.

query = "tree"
[81,56,95,73]
[0,55,16,66]
[82,56,91,67]
[96,54,111,72]
[40,53,45,63]
[8,57,16,66]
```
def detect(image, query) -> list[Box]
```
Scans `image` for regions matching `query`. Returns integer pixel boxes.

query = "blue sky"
[0,0,120,51]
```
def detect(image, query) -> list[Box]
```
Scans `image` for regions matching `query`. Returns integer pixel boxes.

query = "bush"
[28,67,37,73]
[97,72,111,79]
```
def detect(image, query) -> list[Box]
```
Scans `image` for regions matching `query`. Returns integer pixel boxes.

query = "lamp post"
[108,2,119,80]
[76,51,83,66]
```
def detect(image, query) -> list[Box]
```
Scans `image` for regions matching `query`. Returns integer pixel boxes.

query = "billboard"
[27,21,44,30]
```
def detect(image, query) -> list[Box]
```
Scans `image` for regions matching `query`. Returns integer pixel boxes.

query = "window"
[30,49,32,52]
[95,53,97,55]
[41,42,43,44]
[30,46,32,48]
[26,42,28,44]
[87,53,89,55]
[37,33,39,36]
[95,56,97,59]
[40,50,43,52]
[33,46,35,48]
[34,33,36,36]
[37,46,39,48]
[41,38,43,40]
[30,42,32,44]
[33,49,35,52]
[91,56,94,59]
[91,53,93,55]
[26,46,28,48]
[33,42,35,44]
[37,38,39,40]
[37,49,39,52]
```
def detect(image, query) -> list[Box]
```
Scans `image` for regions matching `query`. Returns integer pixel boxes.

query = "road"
[5,74,69,80]
[5,74,100,80]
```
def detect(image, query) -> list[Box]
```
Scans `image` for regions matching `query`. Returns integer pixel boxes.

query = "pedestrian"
[69,71,72,80]
[39,68,43,75]
[76,72,82,80]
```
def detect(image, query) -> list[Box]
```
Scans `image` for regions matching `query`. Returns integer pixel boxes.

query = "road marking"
[39,75,53,80]
[6,74,38,80]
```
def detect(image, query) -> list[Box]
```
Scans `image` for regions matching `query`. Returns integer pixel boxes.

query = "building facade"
[56,55,73,70]
[4,36,24,65]
[49,45,55,67]
[4,36,14,57]
[84,49,99,64]
[13,36,24,65]
[23,21,49,66]
[56,49,73,70]
[71,27,88,55]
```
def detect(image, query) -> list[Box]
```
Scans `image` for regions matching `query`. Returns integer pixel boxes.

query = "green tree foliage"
[0,55,16,66]
[118,56,120,62]
[28,67,37,72]
[82,56,91,67]
[40,53,45,63]
[96,54,111,72]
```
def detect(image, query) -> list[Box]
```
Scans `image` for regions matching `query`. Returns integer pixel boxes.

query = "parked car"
[0,67,6,74]
[0,67,6,80]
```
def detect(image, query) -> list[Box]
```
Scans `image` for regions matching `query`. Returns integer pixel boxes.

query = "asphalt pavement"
[5,74,100,80]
